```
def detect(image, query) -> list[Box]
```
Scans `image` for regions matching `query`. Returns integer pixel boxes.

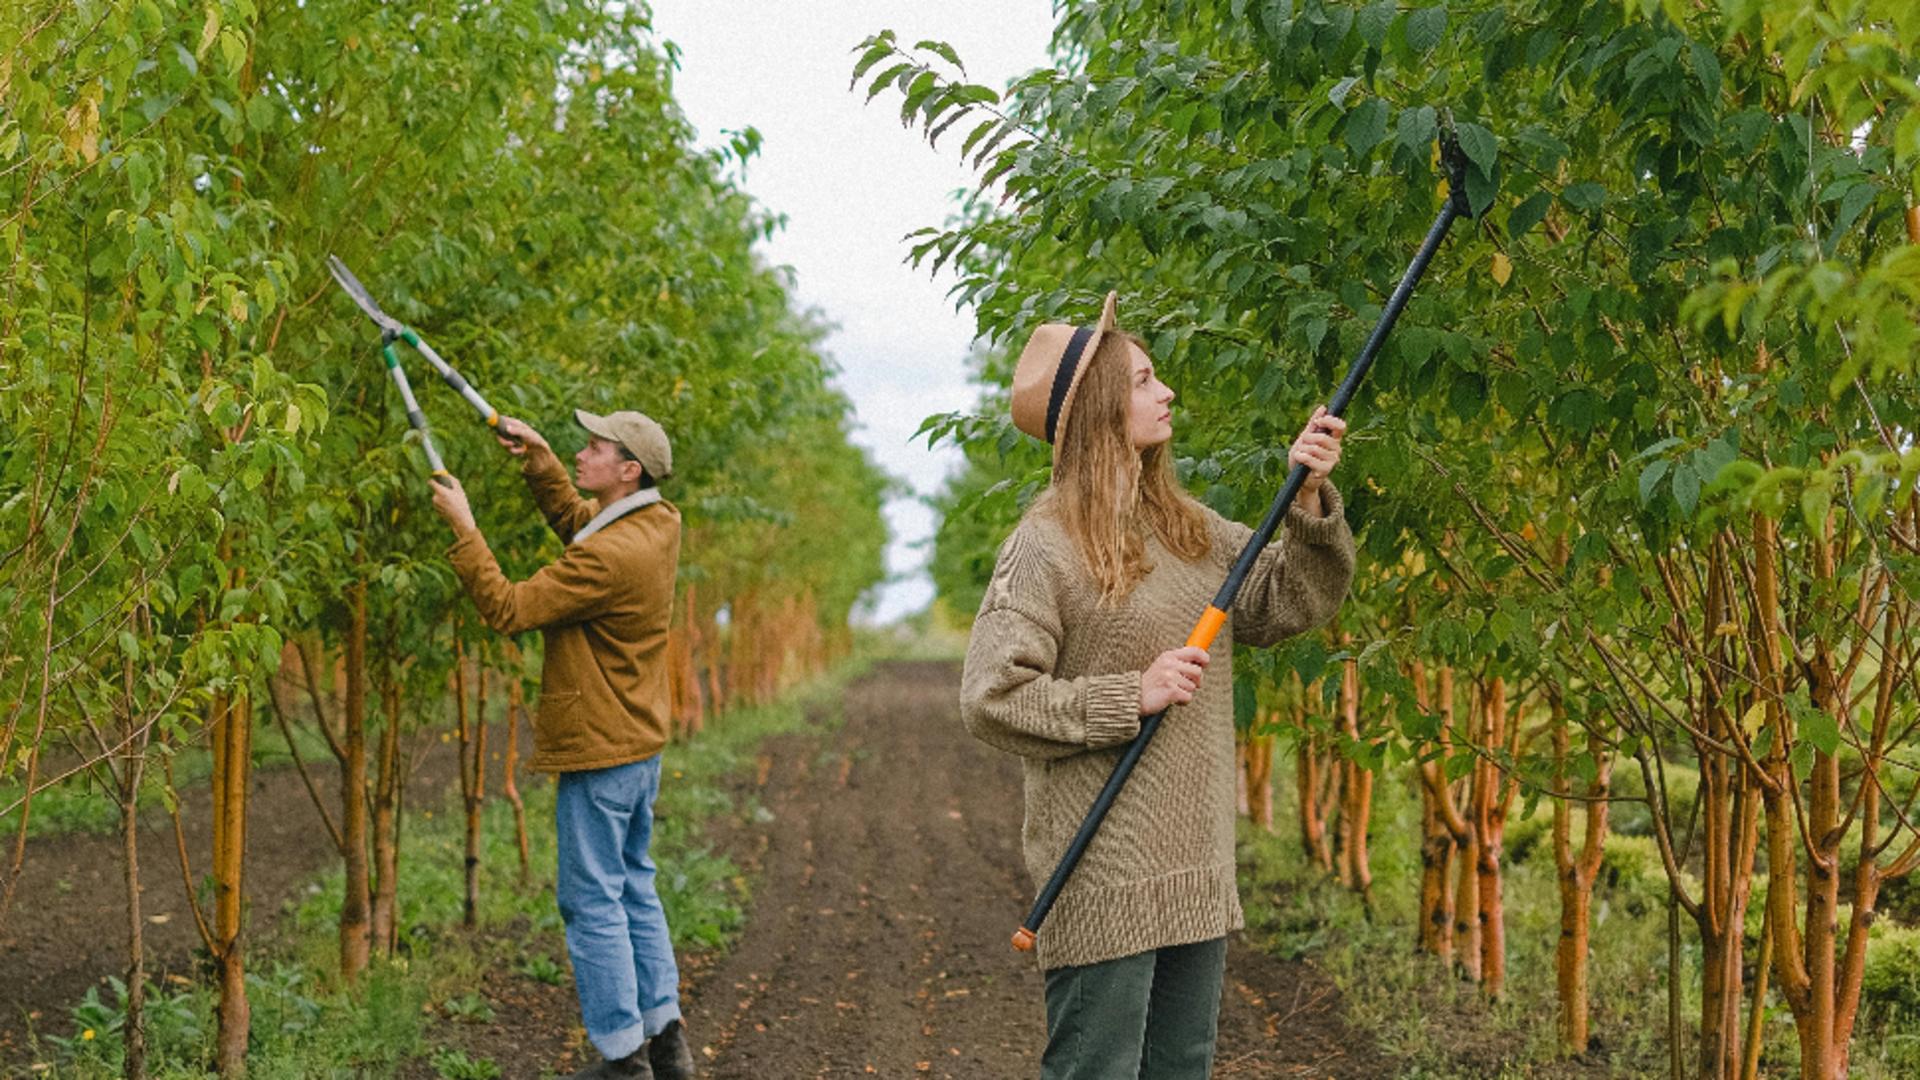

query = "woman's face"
[1125,341,1175,449]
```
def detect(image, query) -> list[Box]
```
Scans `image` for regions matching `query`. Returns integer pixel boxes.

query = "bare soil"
[0,724,485,1066]
[5,661,1388,1078]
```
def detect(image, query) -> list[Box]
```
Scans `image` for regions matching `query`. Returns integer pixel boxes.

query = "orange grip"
[1012,928,1036,952]
[1185,605,1227,650]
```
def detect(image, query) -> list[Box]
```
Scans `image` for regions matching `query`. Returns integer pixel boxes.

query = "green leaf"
[914,39,965,72]
[1448,372,1486,420]
[1688,40,1721,100]
[1561,182,1606,212]
[1801,708,1840,755]
[1673,464,1700,518]
[1455,122,1497,172]
[1357,0,1396,48]
[246,94,275,132]
[1507,191,1552,239]
[1638,459,1670,506]
[1345,98,1389,156]
[1405,6,1448,53]
[1465,163,1497,218]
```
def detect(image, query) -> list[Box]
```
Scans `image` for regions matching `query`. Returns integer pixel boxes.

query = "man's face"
[574,436,638,497]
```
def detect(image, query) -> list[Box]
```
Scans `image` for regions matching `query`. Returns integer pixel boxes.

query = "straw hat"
[1010,290,1119,456]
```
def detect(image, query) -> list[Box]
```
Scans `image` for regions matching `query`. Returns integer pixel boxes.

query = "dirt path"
[679,659,1386,1078]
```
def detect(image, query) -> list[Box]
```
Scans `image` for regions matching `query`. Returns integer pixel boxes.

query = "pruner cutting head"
[326,254,406,335]
[1437,111,1477,220]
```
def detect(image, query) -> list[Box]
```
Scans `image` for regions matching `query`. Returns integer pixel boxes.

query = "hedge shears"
[326,254,512,483]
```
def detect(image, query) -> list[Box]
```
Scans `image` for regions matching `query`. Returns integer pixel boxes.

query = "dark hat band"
[1044,326,1097,443]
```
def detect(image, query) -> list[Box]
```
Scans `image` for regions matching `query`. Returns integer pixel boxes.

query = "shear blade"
[326,254,404,334]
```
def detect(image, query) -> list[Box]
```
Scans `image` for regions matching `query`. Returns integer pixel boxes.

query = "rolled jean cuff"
[644,1001,683,1040]
[593,1021,648,1062]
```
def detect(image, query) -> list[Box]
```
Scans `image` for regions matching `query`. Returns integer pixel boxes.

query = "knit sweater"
[959,484,1356,970]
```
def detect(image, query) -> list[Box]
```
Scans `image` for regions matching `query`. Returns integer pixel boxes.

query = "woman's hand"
[1140,646,1211,715]
[495,416,548,457]
[1291,405,1346,511]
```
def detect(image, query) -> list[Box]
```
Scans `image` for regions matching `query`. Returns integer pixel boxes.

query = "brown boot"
[647,1019,696,1080]
[567,1046,654,1080]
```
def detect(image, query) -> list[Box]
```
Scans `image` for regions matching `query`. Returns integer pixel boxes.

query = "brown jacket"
[448,445,681,773]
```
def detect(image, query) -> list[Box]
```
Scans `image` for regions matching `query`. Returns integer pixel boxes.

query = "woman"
[960,291,1356,1079]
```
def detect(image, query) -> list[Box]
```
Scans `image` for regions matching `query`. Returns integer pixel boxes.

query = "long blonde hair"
[1034,332,1211,604]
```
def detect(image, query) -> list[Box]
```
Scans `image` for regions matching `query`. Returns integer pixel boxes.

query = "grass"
[22,657,869,1078]
[1238,750,1920,1078]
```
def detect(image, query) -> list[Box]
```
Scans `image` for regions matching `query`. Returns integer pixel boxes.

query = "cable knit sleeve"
[1212,482,1356,648]
[960,526,1142,761]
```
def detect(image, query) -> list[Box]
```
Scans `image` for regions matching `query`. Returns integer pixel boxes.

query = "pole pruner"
[1011,128,1480,954]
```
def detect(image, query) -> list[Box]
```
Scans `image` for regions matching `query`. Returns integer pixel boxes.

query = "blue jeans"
[555,756,682,1060]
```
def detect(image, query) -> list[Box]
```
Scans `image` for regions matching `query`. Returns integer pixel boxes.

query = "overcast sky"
[642,1,1056,623]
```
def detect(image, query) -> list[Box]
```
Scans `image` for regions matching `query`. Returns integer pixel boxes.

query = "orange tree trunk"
[1452,677,1485,986]
[1243,725,1275,831]
[1333,637,1373,901]
[1414,664,1465,963]
[1551,711,1611,1055]
[1290,677,1339,870]
[679,585,706,737]
[504,675,531,883]
[1472,676,1514,1000]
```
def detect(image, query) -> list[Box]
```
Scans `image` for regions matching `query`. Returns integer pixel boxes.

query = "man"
[430,408,694,1080]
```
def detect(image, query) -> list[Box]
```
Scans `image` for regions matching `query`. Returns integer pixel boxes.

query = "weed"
[516,954,566,986]
[430,1046,502,1080]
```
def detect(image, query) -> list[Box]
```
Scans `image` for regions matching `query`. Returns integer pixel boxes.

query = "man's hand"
[429,473,478,534]
[1291,405,1346,514]
[495,416,549,458]
[1140,646,1210,715]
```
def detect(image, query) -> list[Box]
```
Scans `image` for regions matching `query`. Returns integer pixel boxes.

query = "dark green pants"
[1041,937,1227,1080]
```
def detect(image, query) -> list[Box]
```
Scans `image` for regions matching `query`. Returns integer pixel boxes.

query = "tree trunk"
[339,584,371,981]
[504,675,531,883]
[371,662,402,956]
[456,646,488,928]
[210,689,251,1074]
[1243,728,1274,831]
[1453,677,1484,986]
[1552,714,1611,1055]
[120,702,150,1080]
[1334,639,1373,903]
[1413,662,1462,962]
[1472,677,1511,999]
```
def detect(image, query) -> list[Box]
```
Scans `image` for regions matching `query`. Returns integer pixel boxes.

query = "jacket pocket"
[534,690,584,758]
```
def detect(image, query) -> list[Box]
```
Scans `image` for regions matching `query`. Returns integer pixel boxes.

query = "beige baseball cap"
[575,408,672,481]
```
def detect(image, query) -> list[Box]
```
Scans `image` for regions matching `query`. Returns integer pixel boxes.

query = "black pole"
[1013,148,1474,952]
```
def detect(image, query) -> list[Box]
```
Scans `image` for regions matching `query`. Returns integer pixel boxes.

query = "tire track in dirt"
[685,659,1387,1079]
